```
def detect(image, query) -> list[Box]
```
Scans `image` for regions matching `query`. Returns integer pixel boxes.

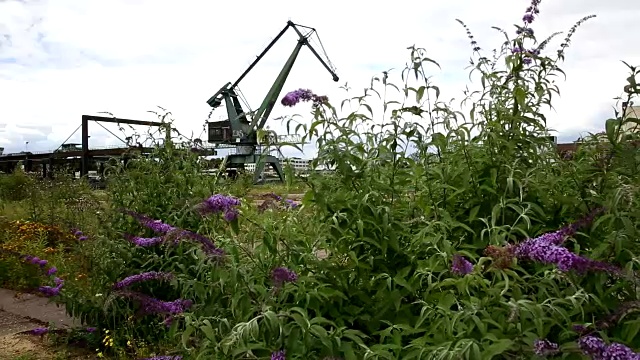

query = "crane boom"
[204,20,339,184]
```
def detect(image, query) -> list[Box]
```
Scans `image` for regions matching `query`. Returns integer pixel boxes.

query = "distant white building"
[282,157,312,173]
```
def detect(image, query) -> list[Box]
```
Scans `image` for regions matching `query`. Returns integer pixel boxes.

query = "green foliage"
[0,167,33,202]
[4,6,640,360]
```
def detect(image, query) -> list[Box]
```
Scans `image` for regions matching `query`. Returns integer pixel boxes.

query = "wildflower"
[578,336,606,358]
[74,230,83,236]
[271,267,298,286]
[85,327,97,333]
[29,327,49,335]
[281,88,328,107]
[223,208,239,222]
[113,271,174,290]
[511,46,523,54]
[451,254,474,275]
[284,199,299,209]
[78,235,88,241]
[533,339,559,356]
[39,284,62,297]
[124,234,165,247]
[138,356,182,360]
[195,194,240,218]
[46,266,57,276]
[123,210,176,234]
[514,209,619,274]
[578,335,640,359]
[271,350,286,360]
[522,0,541,25]
[523,13,535,24]
[118,291,193,316]
[123,210,225,258]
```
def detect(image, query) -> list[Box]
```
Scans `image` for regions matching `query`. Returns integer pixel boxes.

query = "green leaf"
[481,339,514,358]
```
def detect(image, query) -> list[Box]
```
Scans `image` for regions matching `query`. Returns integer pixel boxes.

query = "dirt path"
[0,288,91,359]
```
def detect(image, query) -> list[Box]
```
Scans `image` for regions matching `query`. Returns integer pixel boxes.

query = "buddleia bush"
[178,1,640,359]
[50,1,640,359]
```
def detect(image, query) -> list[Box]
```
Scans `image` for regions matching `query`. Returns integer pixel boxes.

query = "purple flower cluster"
[124,234,165,247]
[514,209,619,274]
[195,194,241,222]
[138,356,183,360]
[123,210,225,258]
[39,277,64,297]
[29,327,49,336]
[451,254,474,276]
[124,210,177,234]
[284,199,300,209]
[281,89,329,108]
[118,290,192,316]
[534,339,559,356]
[257,193,300,212]
[73,228,89,241]
[578,335,640,359]
[23,255,64,297]
[511,46,541,65]
[271,267,298,286]
[522,0,541,25]
[24,255,48,268]
[271,350,286,360]
[113,271,174,290]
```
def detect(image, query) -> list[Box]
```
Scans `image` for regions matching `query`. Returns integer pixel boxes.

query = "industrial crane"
[205,20,339,183]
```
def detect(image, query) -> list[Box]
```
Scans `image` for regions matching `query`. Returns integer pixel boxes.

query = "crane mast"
[205,21,339,184]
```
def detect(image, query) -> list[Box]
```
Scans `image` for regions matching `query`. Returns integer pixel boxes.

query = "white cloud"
[0,0,638,156]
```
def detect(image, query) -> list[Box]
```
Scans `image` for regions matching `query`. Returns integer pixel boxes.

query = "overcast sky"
[0,0,638,157]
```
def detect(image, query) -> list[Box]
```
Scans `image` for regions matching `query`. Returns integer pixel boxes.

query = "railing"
[0,142,220,157]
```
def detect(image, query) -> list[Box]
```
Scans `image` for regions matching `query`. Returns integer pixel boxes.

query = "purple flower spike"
[534,339,559,356]
[118,291,192,316]
[113,271,174,290]
[281,88,329,108]
[29,327,49,335]
[284,199,299,209]
[123,210,176,234]
[223,208,239,222]
[451,254,474,276]
[38,285,61,297]
[46,267,57,276]
[195,194,240,218]
[78,235,88,241]
[578,335,640,359]
[578,336,606,358]
[124,234,165,247]
[271,267,298,286]
[271,350,286,360]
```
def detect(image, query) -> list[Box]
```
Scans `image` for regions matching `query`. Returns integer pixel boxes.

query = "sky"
[0,0,639,158]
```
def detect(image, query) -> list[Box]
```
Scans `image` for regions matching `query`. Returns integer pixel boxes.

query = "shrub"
[23,2,640,359]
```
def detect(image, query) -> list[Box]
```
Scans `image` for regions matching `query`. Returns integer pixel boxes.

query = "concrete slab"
[0,288,78,329]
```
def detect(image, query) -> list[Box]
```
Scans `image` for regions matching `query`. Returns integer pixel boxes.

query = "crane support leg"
[224,154,285,184]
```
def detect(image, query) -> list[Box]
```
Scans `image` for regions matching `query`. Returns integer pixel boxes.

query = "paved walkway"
[0,288,77,336]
